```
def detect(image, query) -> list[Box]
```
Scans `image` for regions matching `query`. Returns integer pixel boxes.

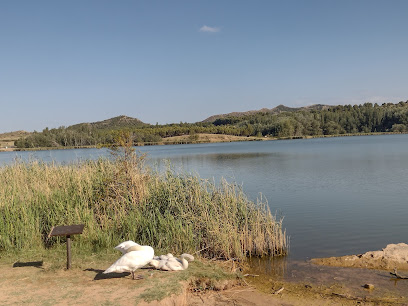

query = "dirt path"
[0,261,273,305]
[1,259,408,306]
[0,262,331,306]
[0,262,148,305]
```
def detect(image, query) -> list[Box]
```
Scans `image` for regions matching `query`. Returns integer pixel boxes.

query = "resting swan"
[149,253,194,271]
[103,244,154,280]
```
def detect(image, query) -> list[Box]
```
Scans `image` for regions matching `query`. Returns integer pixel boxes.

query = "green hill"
[13,101,408,149]
[69,115,148,131]
[202,104,330,123]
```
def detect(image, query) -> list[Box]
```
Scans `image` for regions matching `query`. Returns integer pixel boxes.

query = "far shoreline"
[0,131,406,152]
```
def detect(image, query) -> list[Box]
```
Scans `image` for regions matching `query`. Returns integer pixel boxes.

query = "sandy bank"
[312,243,408,271]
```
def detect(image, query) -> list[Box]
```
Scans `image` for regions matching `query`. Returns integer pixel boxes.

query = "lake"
[1,134,407,260]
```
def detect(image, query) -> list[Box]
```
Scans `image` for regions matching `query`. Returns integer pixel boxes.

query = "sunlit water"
[1,135,408,261]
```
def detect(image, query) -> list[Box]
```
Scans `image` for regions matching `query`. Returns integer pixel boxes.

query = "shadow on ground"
[13,261,43,269]
[84,268,131,280]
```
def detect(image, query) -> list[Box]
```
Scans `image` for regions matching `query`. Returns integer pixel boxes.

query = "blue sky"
[1,0,407,133]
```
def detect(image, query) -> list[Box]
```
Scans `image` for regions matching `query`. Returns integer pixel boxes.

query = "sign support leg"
[67,235,71,270]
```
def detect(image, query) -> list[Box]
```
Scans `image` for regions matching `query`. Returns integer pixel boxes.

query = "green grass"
[138,261,236,303]
[0,147,287,260]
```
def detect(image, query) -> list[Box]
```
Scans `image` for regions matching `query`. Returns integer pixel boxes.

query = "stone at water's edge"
[311,243,408,271]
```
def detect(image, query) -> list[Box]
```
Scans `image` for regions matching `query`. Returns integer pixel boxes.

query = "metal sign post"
[48,224,85,269]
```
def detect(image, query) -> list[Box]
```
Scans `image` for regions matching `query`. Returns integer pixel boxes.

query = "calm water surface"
[1,135,407,260]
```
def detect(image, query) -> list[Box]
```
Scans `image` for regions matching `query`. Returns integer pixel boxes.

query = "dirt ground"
[0,261,273,306]
[1,258,408,306]
[2,243,408,305]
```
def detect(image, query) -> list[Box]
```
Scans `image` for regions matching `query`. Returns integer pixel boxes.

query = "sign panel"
[49,224,85,237]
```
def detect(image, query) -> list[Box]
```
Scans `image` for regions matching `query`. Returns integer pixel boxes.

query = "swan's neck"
[181,258,188,269]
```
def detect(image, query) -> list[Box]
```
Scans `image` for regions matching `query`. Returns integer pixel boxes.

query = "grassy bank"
[0,148,287,260]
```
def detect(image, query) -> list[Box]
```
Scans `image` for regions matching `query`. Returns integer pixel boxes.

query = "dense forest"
[15,101,408,148]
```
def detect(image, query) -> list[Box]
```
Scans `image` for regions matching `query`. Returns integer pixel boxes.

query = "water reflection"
[199,152,275,160]
[248,256,288,279]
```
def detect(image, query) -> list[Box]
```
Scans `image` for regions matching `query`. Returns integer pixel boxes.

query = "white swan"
[164,253,194,271]
[114,240,140,254]
[103,245,154,280]
[149,253,194,271]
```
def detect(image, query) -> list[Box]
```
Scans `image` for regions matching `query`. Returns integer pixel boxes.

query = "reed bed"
[0,150,287,260]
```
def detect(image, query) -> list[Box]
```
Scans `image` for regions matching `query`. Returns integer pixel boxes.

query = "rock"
[311,243,408,271]
[363,284,374,290]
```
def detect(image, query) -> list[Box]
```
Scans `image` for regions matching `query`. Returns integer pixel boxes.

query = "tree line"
[15,101,408,148]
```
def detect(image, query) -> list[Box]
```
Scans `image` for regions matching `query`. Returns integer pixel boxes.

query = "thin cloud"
[199,25,220,33]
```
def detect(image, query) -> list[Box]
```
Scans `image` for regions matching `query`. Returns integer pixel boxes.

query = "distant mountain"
[69,115,148,130]
[202,104,330,123]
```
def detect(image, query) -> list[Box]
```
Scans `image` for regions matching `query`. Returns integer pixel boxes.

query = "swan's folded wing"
[114,240,139,254]
[165,260,184,271]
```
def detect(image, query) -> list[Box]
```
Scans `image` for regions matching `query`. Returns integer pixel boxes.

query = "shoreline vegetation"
[0,141,287,259]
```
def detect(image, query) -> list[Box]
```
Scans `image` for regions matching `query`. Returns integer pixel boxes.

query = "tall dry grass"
[0,149,287,259]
